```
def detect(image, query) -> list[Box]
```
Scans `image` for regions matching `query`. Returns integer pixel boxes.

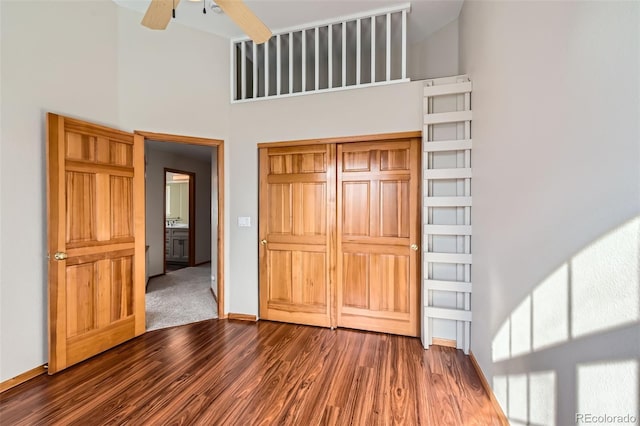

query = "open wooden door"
[258,144,336,328]
[47,113,145,374]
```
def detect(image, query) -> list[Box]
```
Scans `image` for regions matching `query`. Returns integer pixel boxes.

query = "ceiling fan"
[141,0,272,44]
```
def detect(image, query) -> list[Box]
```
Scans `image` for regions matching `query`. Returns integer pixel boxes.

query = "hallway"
[146,264,217,331]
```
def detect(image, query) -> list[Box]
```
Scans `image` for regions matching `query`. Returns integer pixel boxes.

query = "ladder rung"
[423,81,472,97]
[423,139,472,152]
[425,279,472,293]
[424,224,472,235]
[425,306,472,322]
[424,168,472,180]
[424,252,472,264]
[424,196,472,207]
[424,110,472,125]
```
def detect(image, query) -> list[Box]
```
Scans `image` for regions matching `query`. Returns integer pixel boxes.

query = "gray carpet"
[146,264,218,331]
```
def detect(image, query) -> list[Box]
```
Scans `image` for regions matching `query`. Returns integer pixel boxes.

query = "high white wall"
[0,1,231,382]
[115,7,230,139]
[459,1,640,424]
[227,82,423,315]
[408,18,459,81]
[145,144,212,276]
[0,0,120,381]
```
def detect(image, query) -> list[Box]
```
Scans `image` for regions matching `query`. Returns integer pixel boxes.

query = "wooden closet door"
[337,139,420,336]
[259,145,336,327]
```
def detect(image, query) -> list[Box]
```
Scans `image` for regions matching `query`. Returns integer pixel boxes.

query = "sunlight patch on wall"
[492,317,511,362]
[494,371,557,426]
[492,217,639,363]
[493,374,508,413]
[572,217,640,338]
[508,374,528,423]
[577,359,639,422]
[532,264,569,351]
[511,296,532,357]
[530,371,556,426]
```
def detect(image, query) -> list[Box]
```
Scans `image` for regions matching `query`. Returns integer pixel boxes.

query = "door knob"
[410,244,419,251]
[54,252,68,260]
[260,239,267,246]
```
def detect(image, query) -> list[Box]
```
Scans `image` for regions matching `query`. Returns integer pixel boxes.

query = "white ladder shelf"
[422,75,473,354]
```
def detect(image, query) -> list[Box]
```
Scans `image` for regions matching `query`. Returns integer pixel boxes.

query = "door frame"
[136,131,226,319]
[163,168,196,272]
[257,130,422,331]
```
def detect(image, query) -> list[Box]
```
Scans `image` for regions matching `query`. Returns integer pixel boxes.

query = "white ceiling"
[113,0,463,44]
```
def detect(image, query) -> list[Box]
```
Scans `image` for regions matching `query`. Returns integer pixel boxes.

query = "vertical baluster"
[289,32,293,94]
[252,41,257,98]
[356,19,361,85]
[342,22,346,87]
[402,10,407,79]
[276,34,281,95]
[371,16,376,83]
[230,41,236,101]
[328,24,333,89]
[241,41,247,99]
[265,38,269,97]
[302,30,306,92]
[315,27,319,91]
[386,13,391,81]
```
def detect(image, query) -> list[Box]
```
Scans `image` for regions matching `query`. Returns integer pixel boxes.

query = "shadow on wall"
[490,216,640,426]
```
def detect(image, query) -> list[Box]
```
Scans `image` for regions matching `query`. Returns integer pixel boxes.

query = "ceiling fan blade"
[215,0,272,44]
[141,0,181,30]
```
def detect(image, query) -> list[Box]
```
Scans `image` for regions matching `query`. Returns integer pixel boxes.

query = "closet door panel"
[259,136,419,336]
[337,139,420,337]
[259,145,335,328]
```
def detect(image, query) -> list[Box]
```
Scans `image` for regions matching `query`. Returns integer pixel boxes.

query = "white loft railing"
[230,4,410,103]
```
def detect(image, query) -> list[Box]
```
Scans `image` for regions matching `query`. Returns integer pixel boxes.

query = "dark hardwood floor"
[0,320,505,425]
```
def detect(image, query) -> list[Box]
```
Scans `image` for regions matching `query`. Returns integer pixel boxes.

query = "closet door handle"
[260,239,268,246]
[410,244,419,251]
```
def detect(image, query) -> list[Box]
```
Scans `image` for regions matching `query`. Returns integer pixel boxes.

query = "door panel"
[342,182,370,236]
[300,183,326,235]
[379,180,410,238]
[268,249,293,302]
[47,113,145,374]
[337,140,420,337]
[259,145,335,328]
[110,176,133,238]
[342,253,369,309]
[268,184,292,234]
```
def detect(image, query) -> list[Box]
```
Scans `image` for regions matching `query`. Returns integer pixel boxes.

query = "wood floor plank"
[0,319,505,425]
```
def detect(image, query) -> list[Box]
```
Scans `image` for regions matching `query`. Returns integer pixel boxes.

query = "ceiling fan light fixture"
[141,0,271,43]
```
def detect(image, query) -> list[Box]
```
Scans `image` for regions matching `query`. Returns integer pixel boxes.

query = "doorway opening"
[164,169,195,273]
[137,131,225,329]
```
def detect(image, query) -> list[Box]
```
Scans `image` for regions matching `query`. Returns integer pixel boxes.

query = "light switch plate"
[237,216,251,227]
